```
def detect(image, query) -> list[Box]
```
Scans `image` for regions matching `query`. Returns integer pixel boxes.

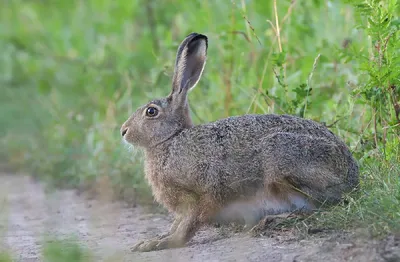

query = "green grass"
[0,252,12,262]
[0,237,92,262]
[307,156,400,236]
[0,0,399,238]
[42,237,92,262]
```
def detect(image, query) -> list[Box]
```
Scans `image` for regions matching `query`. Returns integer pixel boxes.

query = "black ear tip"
[186,32,208,46]
[186,32,207,38]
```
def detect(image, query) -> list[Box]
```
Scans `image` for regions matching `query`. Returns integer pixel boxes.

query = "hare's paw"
[154,236,185,250]
[131,232,173,252]
[131,236,185,252]
[131,239,160,252]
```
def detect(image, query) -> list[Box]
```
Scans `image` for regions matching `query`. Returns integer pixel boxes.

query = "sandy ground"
[0,173,399,262]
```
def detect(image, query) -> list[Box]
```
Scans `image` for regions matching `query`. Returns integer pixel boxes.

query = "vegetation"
[0,252,13,262]
[42,237,92,262]
[0,0,398,240]
[0,237,93,262]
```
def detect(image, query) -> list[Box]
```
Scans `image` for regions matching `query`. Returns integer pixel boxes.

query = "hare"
[120,33,359,252]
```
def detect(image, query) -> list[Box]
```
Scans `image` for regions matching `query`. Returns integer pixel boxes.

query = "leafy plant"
[343,0,400,159]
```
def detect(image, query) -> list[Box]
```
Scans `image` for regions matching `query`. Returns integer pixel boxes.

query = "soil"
[0,173,399,262]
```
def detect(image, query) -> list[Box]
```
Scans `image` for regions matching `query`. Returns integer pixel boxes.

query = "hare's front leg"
[131,215,182,252]
[132,212,199,252]
[156,215,182,239]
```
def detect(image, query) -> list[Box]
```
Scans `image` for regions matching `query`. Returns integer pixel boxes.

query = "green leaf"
[271,50,287,67]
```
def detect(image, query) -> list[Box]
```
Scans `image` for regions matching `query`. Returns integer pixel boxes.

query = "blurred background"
[0,0,399,206]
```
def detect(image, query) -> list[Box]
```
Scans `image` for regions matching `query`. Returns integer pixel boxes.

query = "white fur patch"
[122,139,137,154]
[214,192,313,226]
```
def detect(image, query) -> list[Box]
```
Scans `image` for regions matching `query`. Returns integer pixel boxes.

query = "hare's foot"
[131,235,186,252]
[131,238,159,252]
[249,211,308,236]
[249,215,280,232]
[132,211,201,252]
[153,235,186,250]
[131,215,183,252]
[131,232,174,252]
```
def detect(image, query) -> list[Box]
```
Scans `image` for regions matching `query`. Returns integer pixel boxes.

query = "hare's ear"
[170,33,208,103]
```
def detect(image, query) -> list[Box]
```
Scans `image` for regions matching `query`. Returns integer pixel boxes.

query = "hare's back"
[208,114,338,142]
[171,113,344,162]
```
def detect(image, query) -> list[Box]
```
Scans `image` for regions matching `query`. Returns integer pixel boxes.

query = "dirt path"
[0,173,398,262]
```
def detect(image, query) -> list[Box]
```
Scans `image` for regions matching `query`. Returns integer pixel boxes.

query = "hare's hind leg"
[246,182,315,233]
[264,181,315,213]
[261,132,349,209]
[212,186,312,230]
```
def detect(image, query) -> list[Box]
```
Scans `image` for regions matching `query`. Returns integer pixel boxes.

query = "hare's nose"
[121,127,128,137]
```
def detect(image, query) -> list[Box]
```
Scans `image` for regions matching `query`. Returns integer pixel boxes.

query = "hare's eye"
[146,107,158,117]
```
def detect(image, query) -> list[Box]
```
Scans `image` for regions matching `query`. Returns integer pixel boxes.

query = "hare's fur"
[121,33,359,252]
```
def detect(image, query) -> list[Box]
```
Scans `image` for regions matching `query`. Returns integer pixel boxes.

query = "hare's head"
[121,33,208,148]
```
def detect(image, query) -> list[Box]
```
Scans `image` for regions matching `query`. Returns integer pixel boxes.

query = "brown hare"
[120,33,359,252]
